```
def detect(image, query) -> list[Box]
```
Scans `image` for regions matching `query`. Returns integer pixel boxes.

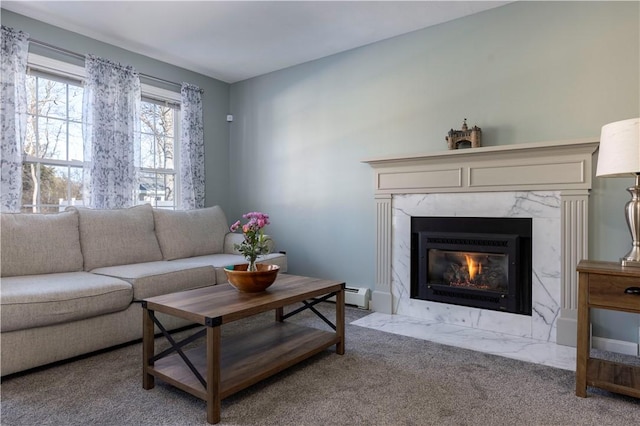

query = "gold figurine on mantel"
[446,118,482,150]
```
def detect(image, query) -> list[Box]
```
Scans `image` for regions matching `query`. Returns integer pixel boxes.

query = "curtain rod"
[29,37,183,89]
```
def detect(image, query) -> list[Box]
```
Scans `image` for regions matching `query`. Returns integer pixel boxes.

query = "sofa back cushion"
[72,204,163,270]
[1,210,83,277]
[153,206,229,260]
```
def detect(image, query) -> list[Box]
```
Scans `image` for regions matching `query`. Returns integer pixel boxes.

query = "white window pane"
[160,174,175,205]
[159,105,174,135]
[68,85,83,121]
[68,122,83,162]
[140,102,155,134]
[39,164,69,207]
[140,133,155,169]
[138,172,156,206]
[164,140,174,169]
[37,79,67,119]
[38,117,67,160]
[21,162,38,209]
[68,166,84,205]
[156,135,174,169]
[24,115,37,156]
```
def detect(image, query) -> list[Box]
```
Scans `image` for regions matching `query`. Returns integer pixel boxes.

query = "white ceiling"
[2,1,512,83]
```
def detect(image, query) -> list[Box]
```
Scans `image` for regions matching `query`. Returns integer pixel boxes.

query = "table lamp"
[596,117,640,267]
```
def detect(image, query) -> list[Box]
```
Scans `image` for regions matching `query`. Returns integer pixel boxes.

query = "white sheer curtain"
[0,26,29,212]
[179,83,205,210]
[83,54,141,209]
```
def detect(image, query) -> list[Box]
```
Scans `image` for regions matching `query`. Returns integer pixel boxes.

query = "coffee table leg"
[336,287,345,355]
[142,307,155,389]
[275,307,284,322]
[207,326,221,424]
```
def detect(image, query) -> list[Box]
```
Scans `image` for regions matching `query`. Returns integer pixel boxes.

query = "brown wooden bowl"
[224,263,280,292]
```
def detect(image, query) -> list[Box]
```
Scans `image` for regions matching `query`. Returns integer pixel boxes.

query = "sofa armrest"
[223,233,276,255]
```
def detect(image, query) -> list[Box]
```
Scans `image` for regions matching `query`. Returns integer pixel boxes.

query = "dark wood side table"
[576,260,640,398]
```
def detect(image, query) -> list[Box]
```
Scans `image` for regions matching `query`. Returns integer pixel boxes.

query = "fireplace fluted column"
[373,194,393,313]
[557,190,590,346]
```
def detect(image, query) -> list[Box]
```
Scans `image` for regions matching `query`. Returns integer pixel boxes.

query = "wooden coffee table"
[141,274,345,424]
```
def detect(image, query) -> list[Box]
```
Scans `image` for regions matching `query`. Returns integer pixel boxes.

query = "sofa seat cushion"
[1,210,83,277]
[71,204,163,271]
[171,252,287,284]
[91,261,217,300]
[0,272,133,332]
[153,206,230,260]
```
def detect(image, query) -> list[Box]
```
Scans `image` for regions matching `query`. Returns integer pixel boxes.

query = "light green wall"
[230,2,640,342]
[1,9,231,208]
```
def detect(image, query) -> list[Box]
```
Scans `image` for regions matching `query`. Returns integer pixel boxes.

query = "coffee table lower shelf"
[147,321,340,401]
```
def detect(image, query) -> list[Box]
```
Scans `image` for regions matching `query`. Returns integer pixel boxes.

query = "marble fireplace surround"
[363,139,599,347]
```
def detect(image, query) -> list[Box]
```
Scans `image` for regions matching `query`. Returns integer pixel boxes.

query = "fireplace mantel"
[363,138,599,346]
[362,138,599,194]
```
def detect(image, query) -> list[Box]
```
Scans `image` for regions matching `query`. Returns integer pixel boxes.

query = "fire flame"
[464,254,482,280]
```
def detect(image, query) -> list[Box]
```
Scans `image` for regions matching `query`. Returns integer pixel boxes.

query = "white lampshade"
[596,117,640,177]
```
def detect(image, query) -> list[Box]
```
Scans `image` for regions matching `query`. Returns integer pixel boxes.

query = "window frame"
[23,53,182,211]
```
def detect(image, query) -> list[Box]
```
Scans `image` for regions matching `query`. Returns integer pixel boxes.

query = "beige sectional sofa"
[0,204,287,376]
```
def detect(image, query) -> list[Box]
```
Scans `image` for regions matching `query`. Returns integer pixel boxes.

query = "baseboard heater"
[324,286,370,309]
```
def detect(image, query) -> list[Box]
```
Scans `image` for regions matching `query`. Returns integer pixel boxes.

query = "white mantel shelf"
[362,138,599,195]
[363,138,600,347]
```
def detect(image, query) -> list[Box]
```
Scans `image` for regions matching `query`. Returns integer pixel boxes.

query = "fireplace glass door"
[427,248,509,293]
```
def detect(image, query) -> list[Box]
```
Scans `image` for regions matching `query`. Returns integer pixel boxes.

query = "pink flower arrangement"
[230,212,272,271]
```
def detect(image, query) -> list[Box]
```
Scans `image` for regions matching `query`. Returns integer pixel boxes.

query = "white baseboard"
[592,336,639,357]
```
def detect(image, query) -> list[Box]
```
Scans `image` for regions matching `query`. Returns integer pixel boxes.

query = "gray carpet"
[2,303,639,426]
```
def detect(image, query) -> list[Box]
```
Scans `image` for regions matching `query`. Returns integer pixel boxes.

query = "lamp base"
[621,181,640,268]
[621,258,640,268]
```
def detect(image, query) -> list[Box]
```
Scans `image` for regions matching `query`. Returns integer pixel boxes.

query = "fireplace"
[410,217,532,315]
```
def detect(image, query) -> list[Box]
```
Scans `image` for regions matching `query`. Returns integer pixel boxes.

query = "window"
[22,71,84,213]
[21,54,181,212]
[138,98,179,209]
